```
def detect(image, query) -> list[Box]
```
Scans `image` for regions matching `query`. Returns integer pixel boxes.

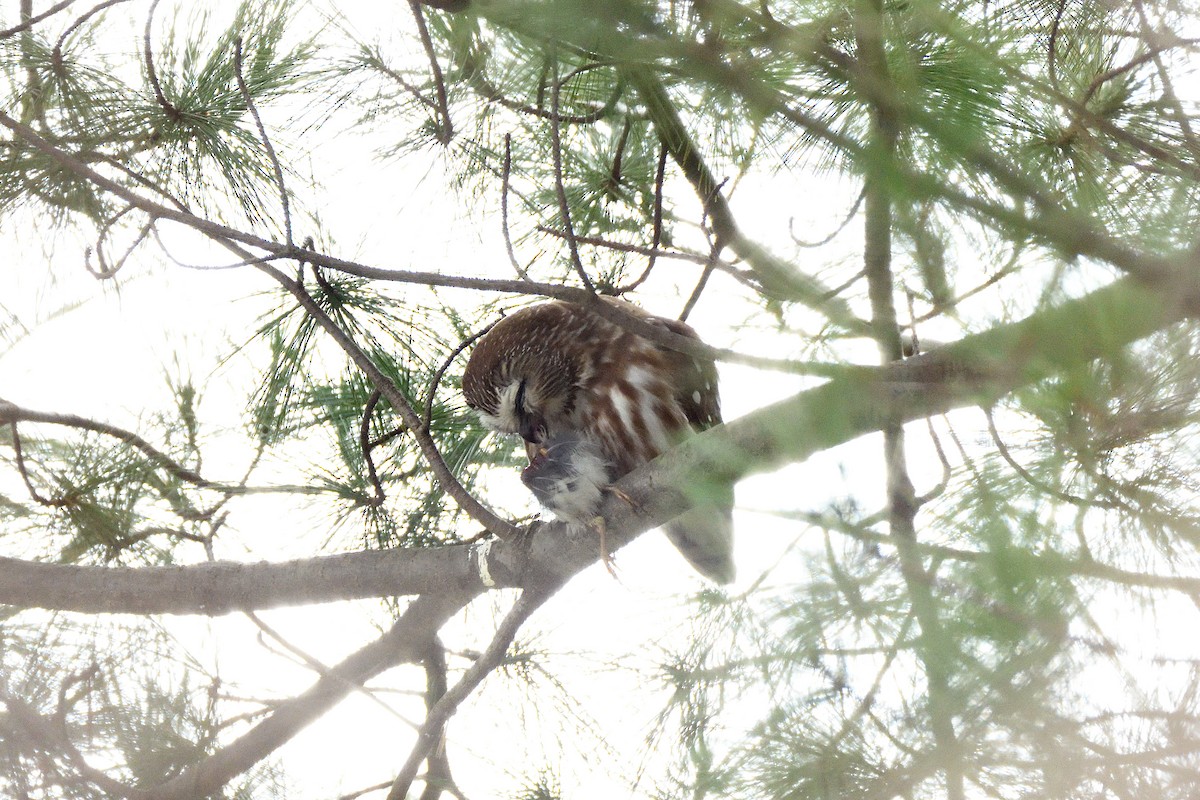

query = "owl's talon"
[589,516,620,579]
[603,485,639,513]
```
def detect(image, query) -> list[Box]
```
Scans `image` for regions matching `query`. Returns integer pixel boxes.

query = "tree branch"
[387,589,548,799]
[141,590,470,800]
[233,36,292,246]
[2,271,1199,615]
[256,263,519,539]
[0,0,75,41]
[142,0,181,122]
[623,65,868,330]
[854,2,963,796]
[548,50,596,293]
[0,547,487,614]
[407,0,453,144]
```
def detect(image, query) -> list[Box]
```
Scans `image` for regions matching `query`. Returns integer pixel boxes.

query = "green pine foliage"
[2,0,1200,797]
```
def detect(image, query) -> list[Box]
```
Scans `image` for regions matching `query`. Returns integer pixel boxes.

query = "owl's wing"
[646,316,734,583]
[646,315,722,431]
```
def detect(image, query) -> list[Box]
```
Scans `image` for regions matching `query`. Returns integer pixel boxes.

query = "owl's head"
[462,305,581,445]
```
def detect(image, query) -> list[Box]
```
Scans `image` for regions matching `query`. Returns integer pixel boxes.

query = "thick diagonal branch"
[2,273,1199,615]
[140,590,470,800]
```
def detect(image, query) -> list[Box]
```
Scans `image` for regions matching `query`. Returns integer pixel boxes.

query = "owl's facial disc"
[479,378,547,444]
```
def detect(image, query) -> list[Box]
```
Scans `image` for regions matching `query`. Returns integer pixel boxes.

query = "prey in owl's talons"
[520,434,621,577]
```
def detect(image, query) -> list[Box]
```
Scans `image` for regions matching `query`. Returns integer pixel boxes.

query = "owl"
[462,297,735,583]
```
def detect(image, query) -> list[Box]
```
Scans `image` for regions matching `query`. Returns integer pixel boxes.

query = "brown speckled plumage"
[463,298,734,583]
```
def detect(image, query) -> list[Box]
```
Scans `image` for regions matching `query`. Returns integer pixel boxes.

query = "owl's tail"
[664,495,735,584]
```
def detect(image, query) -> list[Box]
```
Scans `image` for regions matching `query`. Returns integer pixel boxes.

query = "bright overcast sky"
[0,0,1095,796]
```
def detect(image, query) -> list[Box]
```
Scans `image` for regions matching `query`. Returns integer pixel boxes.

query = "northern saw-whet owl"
[462,298,735,583]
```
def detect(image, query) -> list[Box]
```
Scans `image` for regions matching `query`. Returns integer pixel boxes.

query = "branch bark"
[2,270,1198,616]
[854,1,964,795]
[0,548,487,614]
[140,590,470,800]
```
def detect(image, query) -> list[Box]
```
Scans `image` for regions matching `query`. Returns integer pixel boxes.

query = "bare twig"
[361,389,388,507]
[678,244,720,321]
[606,115,632,195]
[537,225,732,270]
[408,0,453,144]
[143,0,181,121]
[983,406,1121,511]
[422,321,499,433]
[151,225,286,270]
[87,205,153,279]
[500,133,530,280]
[17,0,47,127]
[789,186,866,248]
[234,37,292,246]
[245,610,420,729]
[915,415,954,507]
[1047,0,1067,94]
[548,52,596,293]
[53,0,131,65]
[9,423,73,508]
[386,590,548,800]
[365,44,441,113]
[454,41,622,124]
[337,781,394,800]
[0,0,75,41]
[913,243,1024,323]
[616,143,669,294]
